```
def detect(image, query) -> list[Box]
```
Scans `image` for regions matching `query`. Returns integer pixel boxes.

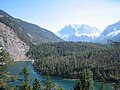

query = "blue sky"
[0,0,120,33]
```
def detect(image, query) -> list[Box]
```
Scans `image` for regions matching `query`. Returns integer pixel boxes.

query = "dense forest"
[27,42,120,88]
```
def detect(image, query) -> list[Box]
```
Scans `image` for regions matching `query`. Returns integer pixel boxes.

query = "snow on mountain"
[107,29,120,37]
[58,24,101,42]
[96,21,120,43]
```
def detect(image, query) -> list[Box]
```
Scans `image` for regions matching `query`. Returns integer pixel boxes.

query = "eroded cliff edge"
[0,22,29,60]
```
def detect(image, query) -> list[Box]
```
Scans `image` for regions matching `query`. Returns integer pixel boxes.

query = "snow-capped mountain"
[96,21,120,43]
[57,24,101,42]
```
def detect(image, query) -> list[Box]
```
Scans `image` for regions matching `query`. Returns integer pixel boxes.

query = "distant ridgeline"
[27,42,120,83]
[57,21,120,44]
[0,10,31,45]
[0,9,63,45]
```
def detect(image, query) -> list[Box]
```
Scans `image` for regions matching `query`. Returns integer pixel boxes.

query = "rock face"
[0,22,29,60]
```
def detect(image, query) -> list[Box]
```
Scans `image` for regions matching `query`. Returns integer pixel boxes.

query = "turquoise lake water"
[6,61,113,90]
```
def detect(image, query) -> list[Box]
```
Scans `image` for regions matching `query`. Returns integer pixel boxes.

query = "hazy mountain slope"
[0,9,63,45]
[16,19,63,44]
[58,24,101,42]
[96,21,120,43]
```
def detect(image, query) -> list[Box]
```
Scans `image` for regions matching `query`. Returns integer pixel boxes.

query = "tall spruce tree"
[73,69,94,90]
[0,49,15,90]
[19,67,32,90]
[32,78,41,90]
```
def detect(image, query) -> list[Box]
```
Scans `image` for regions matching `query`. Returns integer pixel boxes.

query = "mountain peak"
[58,24,101,42]
[96,20,120,43]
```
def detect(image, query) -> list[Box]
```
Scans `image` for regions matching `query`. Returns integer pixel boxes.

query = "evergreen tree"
[19,67,32,90]
[73,69,94,90]
[0,49,15,90]
[32,78,41,90]
[43,76,54,90]
[113,79,120,90]
[73,81,82,90]
[98,71,105,90]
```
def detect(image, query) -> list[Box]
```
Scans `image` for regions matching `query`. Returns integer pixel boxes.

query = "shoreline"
[14,59,34,64]
[14,59,33,61]
[13,61,115,89]
[13,60,116,89]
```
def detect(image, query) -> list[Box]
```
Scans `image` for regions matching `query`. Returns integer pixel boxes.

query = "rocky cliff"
[0,22,29,60]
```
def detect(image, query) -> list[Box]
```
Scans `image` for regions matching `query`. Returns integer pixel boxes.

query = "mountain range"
[96,21,120,43]
[57,24,101,42]
[57,21,120,43]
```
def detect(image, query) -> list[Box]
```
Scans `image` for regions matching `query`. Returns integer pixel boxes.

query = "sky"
[0,0,120,33]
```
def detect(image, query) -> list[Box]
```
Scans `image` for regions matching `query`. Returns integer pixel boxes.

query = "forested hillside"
[27,42,120,84]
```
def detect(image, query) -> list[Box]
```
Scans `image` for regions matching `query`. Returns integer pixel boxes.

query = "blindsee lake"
[7,61,113,90]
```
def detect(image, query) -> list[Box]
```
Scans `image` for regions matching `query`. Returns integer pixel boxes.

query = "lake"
[7,61,113,90]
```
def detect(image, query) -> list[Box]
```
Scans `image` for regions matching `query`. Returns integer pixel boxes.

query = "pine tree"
[32,78,41,90]
[73,80,82,90]
[19,67,32,90]
[0,49,15,90]
[73,69,94,90]
[43,76,54,90]
[98,70,105,90]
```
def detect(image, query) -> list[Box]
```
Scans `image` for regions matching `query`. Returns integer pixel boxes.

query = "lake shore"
[8,61,114,90]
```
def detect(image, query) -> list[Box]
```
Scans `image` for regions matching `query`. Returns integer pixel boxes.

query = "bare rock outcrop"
[0,22,29,60]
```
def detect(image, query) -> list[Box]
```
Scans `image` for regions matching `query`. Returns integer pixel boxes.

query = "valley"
[0,8,120,90]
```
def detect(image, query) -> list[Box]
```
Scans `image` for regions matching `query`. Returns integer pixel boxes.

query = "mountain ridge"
[58,21,120,43]
[57,24,101,42]
[96,20,120,43]
[0,9,63,44]
[0,9,63,60]
[15,19,63,44]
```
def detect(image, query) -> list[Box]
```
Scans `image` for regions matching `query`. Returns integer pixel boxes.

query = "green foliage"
[0,49,15,90]
[27,42,120,84]
[42,76,54,90]
[19,67,31,90]
[99,74,105,90]
[0,49,12,64]
[17,67,64,90]
[32,78,41,90]
[113,75,120,90]
[42,75,64,90]
[73,81,82,90]
[73,69,94,90]
[20,67,30,84]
